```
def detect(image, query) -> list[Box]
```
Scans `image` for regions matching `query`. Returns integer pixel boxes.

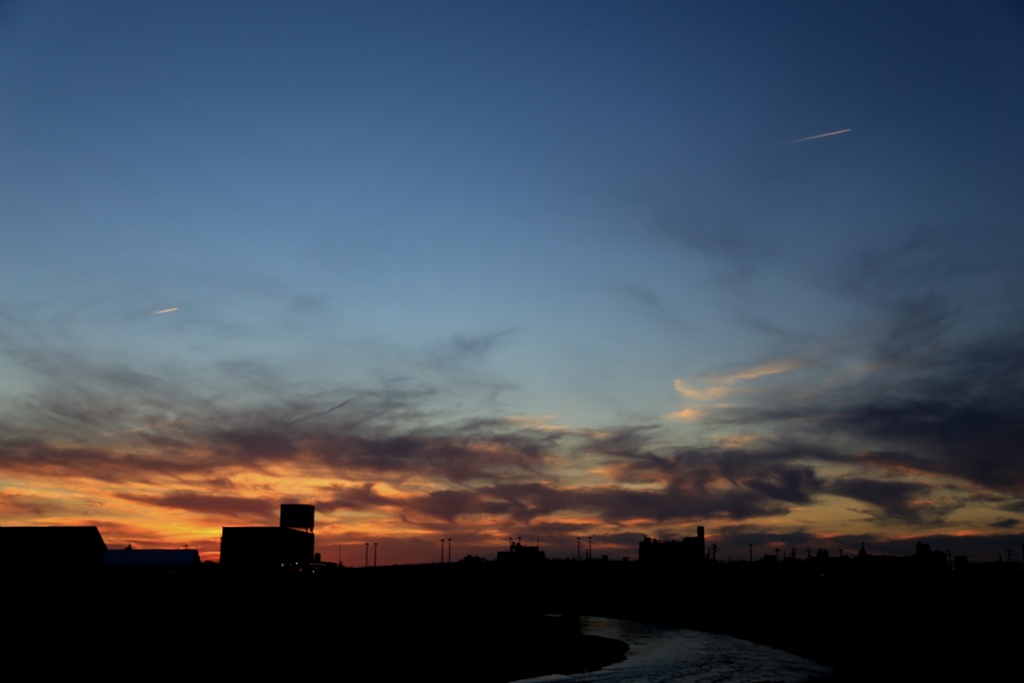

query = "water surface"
[521,616,832,683]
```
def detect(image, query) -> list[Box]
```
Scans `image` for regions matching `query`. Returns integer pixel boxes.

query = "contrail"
[778,128,851,146]
[151,307,179,315]
[286,399,351,426]
[322,400,351,415]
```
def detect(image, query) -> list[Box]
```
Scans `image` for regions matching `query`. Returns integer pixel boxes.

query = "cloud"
[827,477,944,525]
[2,293,1022,561]
[673,380,725,402]
[878,293,957,361]
[0,490,63,517]
[427,329,514,366]
[672,358,812,406]
[499,415,596,435]
[831,226,980,307]
[672,332,1024,501]
[115,492,276,521]
[745,467,822,504]
[827,224,1020,364]
[480,481,790,526]
[581,444,833,521]
[666,408,702,420]
[997,500,1024,513]
[0,441,212,483]
[990,518,1019,529]
[834,395,1024,494]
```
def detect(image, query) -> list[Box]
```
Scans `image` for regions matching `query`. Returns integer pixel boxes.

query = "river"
[519,616,833,683]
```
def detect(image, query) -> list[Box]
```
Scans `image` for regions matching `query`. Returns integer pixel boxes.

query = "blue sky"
[2,1,1023,564]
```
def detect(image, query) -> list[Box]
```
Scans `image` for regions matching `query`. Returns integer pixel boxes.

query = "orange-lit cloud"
[674,358,811,401]
[669,358,813,421]
[666,407,702,420]
[2,337,1021,566]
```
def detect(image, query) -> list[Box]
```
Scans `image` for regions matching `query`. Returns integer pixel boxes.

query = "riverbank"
[491,629,630,683]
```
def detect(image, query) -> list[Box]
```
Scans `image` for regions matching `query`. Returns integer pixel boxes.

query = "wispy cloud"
[674,358,812,401]
[669,358,814,421]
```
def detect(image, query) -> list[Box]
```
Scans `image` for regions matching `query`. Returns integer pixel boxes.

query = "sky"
[2,1,1023,565]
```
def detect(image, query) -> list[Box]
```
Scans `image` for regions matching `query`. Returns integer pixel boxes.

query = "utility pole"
[364,542,368,568]
[749,544,753,563]
[448,538,452,563]
[373,542,377,568]
[441,538,445,563]
[577,537,581,561]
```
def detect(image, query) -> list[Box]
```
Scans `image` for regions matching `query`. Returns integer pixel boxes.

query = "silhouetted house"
[638,526,705,565]
[220,504,315,572]
[0,526,107,571]
[105,547,201,574]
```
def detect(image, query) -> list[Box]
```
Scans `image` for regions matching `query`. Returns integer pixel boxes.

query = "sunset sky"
[2,1,1023,565]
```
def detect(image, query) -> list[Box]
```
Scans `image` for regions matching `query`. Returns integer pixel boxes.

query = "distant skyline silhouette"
[4,510,1019,681]
[1,2,1022,566]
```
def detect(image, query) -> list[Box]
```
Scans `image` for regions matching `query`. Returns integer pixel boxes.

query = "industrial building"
[220,503,315,571]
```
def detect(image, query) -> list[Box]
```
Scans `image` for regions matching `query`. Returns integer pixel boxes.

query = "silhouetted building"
[220,504,315,571]
[638,526,705,565]
[912,541,949,572]
[0,526,107,570]
[497,540,546,563]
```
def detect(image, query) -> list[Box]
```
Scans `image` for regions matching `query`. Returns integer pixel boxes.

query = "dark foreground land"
[6,560,1021,680]
[5,565,626,681]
